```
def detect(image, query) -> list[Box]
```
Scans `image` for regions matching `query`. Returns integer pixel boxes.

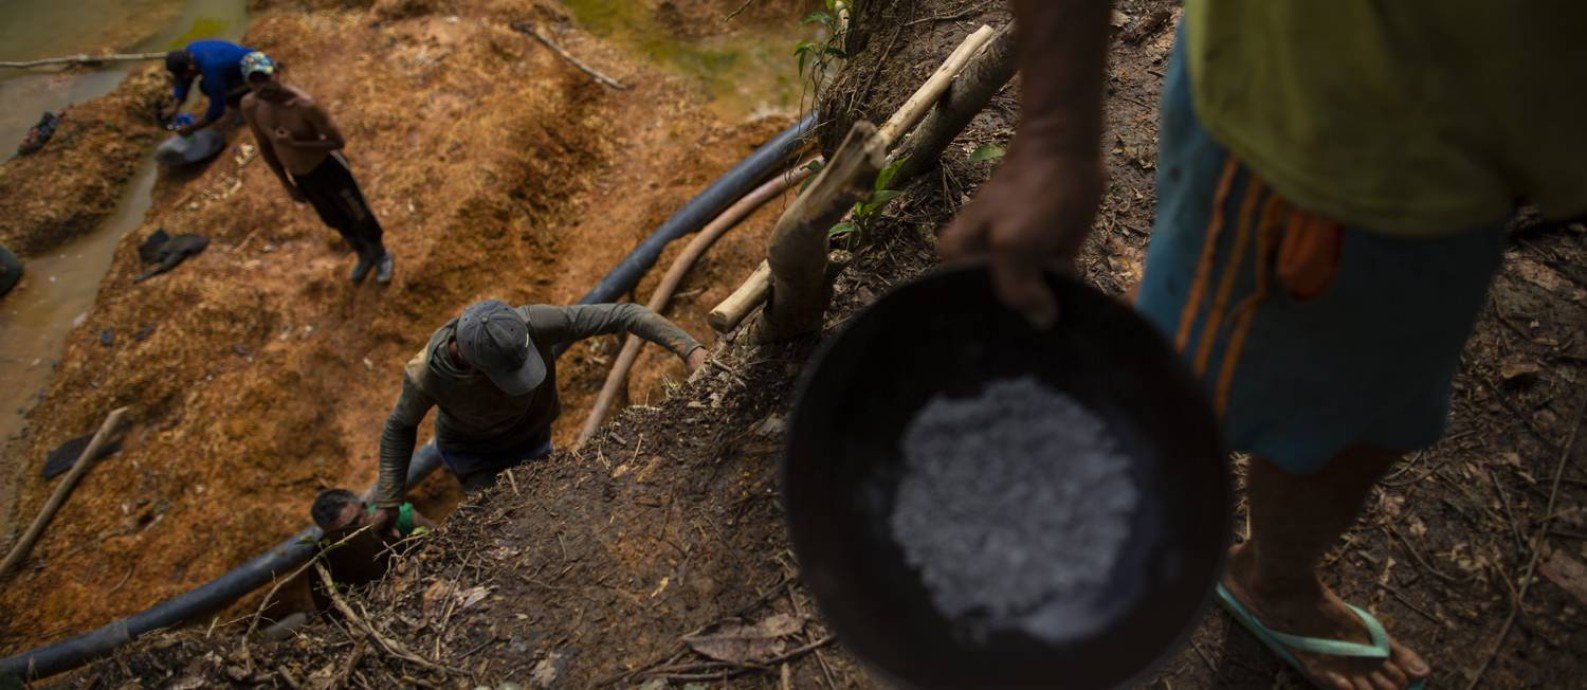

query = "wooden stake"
[510,22,628,90]
[709,261,772,332]
[0,407,129,581]
[875,24,996,146]
[889,24,1016,183]
[707,25,1003,337]
[755,122,886,342]
[0,52,166,70]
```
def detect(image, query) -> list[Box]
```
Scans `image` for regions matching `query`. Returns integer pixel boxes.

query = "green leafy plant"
[829,158,906,247]
[799,158,826,193]
[969,143,1007,162]
[794,0,847,93]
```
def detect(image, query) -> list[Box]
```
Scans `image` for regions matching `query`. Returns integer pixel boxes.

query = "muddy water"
[0,0,248,528]
[0,0,249,151]
[0,161,160,431]
[563,0,814,121]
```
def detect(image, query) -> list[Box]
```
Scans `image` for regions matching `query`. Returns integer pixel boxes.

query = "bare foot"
[1224,543,1430,690]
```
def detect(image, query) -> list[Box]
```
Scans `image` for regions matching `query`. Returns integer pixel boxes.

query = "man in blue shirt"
[163,39,255,135]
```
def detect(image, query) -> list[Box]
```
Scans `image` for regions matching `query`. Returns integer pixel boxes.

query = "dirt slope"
[0,68,166,257]
[37,0,1587,688]
[0,0,813,654]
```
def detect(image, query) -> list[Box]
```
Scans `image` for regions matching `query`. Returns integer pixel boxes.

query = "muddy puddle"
[0,159,158,453]
[564,0,813,120]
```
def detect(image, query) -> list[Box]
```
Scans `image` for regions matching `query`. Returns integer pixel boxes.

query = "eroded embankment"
[1,0,812,654]
[0,68,166,257]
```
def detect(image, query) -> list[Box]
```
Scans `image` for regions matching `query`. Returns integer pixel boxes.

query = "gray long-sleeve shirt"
[375,303,702,506]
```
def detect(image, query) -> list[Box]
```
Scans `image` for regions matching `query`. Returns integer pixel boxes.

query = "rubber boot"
[347,237,376,284]
[375,252,395,285]
[368,239,394,285]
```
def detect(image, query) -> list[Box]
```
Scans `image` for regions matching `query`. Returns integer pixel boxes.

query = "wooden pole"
[889,24,1016,183]
[707,24,1003,336]
[510,22,628,90]
[708,261,772,332]
[0,52,167,69]
[0,407,129,581]
[754,121,886,343]
[874,25,996,146]
[575,163,818,450]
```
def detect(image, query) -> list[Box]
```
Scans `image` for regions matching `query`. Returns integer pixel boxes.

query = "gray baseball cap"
[455,299,544,396]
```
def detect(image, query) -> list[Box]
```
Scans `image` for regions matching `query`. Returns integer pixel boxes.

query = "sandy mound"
[0,68,166,257]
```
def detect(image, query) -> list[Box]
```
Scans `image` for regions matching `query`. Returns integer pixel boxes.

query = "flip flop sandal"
[1215,582,1426,690]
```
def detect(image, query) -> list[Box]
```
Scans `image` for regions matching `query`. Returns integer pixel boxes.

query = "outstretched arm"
[937,0,1111,327]
[185,75,230,132]
[173,76,193,105]
[374,377,436,508]
[522,303,706,367]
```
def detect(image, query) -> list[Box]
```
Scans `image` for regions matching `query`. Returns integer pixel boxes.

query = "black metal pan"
[783,264,1230,689]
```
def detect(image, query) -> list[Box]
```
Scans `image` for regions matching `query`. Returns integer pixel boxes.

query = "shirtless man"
[239,52,394,284]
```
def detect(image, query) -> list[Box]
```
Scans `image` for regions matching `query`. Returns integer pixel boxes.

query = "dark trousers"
[293,152,386,261]
[440,433,554,493]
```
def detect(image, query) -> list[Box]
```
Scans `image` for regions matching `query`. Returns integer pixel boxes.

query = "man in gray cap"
[371,299,708,524]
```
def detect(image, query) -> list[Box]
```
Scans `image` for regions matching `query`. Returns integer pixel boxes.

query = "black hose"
[0,112,819,682]
[0,445,443,681]
[554,113,816,354]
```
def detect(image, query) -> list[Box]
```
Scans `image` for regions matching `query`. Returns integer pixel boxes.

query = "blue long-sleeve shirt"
[173,39,254,124]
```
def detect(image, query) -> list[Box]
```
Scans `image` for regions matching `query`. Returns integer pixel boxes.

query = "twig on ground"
[1384,524,1464,584]
[1474,371,1562,455]
[724,0,761,21]
[1375,582,1448,628]
[1189,640,1218,675]
[0,51,166,69]
[0,407,129,581]
[314,563,463,676]
[239,525,384,674]
[107,564,136,596]
[1489,469,1528,553]
[330,638,366,690]
[245,525,376,641]
[1464,395,1586,690]
[652,637,836,682]
[709,358,749,387]
[599,572,793,686]
[509,22,627,90]
[904,9,980,26]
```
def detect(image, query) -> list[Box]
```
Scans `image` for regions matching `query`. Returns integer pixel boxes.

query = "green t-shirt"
[1186,0,1587,236]
[367,502,420,536]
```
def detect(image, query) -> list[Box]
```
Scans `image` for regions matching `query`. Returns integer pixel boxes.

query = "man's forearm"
[375,418,419,507]
[614,304,702,359]
[1011,0,1111,159]
[545,303,703,358]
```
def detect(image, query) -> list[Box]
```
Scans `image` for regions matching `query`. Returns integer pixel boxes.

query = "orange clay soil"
[0,0,811,651]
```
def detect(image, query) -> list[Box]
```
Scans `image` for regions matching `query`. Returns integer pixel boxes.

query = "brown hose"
[574,161,819,450]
